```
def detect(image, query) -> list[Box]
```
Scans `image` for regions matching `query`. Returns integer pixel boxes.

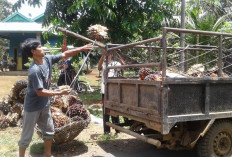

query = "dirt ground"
[0,76,27,99]
[0,70,142,157]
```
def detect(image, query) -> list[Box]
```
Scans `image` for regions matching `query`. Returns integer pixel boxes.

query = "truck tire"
[197,120,232,157]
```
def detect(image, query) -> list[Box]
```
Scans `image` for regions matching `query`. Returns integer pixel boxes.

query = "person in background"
[8,59,16,71]
[98,50,125,134]
[18,38,92,157]
[57,58,72,86]
[2,52,8,72]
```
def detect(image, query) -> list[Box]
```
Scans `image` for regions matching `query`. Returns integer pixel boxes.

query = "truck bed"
[104,77,232,134]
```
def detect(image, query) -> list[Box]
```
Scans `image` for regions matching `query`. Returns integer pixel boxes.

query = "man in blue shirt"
[18,38,92,157]
[57,59,72,86]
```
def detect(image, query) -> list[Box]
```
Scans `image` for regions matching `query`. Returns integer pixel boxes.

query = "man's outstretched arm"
[62,44,93,60]
[36,88,69,97]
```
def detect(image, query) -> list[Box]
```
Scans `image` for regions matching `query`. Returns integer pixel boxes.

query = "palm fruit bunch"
[66,95,83,106]
[68,89,79,97]
[19,88,27,100]
[11,103,24,116]
[87,24,108,40]
[49,88,89,129]
[57,85,79,97]
[0,111,20,128]
[10,79,28,100]
[51,107,70,128]
[63,95,88,120]
[5,112,20,127]
[144,74,162,81]
[0,95,11,115]
[139,68,156,80]
[0,79,28,129]
[187,64,205,77]
[61,95,83,113]
[0,114,9,129]
[50,95,65,110]
[66,104,88,120]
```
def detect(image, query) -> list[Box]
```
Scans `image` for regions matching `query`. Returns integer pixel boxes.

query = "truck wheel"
[197,120,232,157]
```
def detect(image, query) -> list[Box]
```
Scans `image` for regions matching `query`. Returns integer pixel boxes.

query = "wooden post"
[108,36,162,52]
[218,35,223,77]
[184,50,188,72]
[106,62,161,70]
[105,44,109,99]
[164,27,232,37]
[162,28,167,79]
[106,122,161,148]
[136,84,139,107]
[153,45,157,63]
[57,27,105,48]
[148,44,152,63]
[180,0,185,71]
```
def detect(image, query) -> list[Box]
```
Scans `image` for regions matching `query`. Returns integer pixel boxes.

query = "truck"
[103,27,232,157]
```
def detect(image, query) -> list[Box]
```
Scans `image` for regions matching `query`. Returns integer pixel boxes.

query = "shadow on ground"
[29,140,88,157]
[95,138,198,157]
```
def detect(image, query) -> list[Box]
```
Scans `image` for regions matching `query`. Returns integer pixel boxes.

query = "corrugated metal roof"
[0,22,47,32]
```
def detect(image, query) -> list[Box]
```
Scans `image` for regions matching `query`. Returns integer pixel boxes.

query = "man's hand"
[58,64,64,69]
[62,43,93,60]
[81,43,93,53]
[60,89,71,95]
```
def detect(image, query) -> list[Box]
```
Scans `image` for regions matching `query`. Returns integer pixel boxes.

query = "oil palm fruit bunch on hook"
[87,24,108,41]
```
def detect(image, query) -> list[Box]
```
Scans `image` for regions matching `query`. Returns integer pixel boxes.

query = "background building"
[0,12,60,70]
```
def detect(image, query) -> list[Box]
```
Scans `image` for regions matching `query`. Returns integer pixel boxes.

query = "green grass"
[98,134,118,144]
[79,90,101,101]
[30,142,44,155]
[124,71,138,76]
[87,106,103,118]
[0,128,19,157]
[0,127,86,156]
[79,75,100,87]
[0,127,42,157]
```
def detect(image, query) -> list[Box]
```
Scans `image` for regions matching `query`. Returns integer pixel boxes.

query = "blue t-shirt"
[24,54,62,112]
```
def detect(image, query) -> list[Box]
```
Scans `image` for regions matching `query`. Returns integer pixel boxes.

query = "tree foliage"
[0,0,12,53]
[12,0,41,11]
[0,0,12,21]
[43,0,176,44]
[185,0,232,31]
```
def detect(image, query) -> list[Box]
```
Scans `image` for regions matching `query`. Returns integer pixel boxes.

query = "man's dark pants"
[102,94,119,134]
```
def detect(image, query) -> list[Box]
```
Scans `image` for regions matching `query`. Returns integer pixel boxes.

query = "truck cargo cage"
[105,27,232,81]
[104,27,232,136]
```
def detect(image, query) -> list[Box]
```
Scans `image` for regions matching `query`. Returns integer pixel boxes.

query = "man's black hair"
[22,38,41,57]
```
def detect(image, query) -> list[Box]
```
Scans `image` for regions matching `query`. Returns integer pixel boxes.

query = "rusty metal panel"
[210,84,232,112]
[139,84,160,111]
[168,84,205,116]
